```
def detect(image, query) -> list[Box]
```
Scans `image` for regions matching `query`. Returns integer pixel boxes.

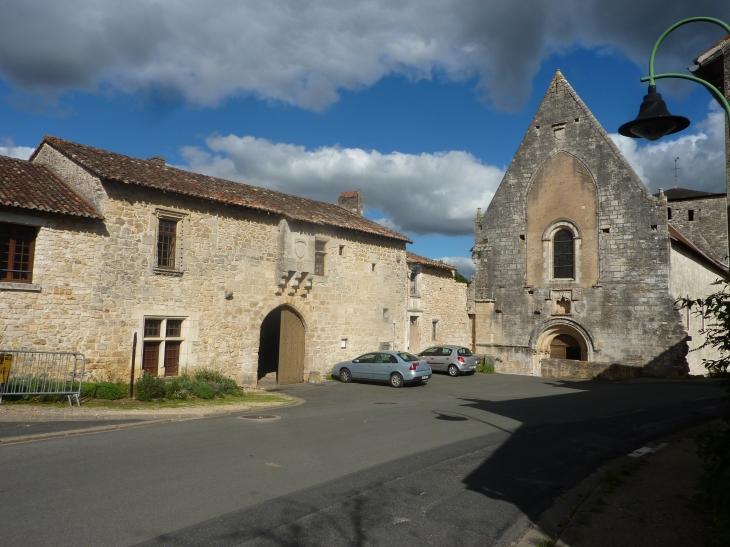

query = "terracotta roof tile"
[0,154,101,219]
[406,251,455,271]
[38,136,411,243]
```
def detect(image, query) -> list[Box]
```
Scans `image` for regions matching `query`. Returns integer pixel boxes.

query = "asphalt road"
[0,374,725,547]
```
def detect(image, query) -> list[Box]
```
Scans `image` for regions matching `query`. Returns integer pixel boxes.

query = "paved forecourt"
[0,373,725,547]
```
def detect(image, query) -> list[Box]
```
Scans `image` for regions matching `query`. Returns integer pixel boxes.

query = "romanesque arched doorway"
[257,306,305,385]
[534,321,590,363]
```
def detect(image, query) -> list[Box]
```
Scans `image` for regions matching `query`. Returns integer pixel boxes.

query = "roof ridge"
[39,136,412,243]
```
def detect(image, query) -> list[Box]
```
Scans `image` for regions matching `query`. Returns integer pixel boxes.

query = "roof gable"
[0,154,101,219]
[35,136,411,243]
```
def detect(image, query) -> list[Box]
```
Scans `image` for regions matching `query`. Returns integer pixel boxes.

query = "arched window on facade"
[553,229,574,279]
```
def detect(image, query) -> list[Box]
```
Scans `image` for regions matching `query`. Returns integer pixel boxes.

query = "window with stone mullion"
[553,229,574,279]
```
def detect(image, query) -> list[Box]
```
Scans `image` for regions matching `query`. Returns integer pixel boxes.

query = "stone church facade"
[1,137,472,386]
[469,72,727,378]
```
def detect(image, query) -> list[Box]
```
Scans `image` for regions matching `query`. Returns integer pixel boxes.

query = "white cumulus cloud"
[178,135,503,236]
[439,256,475,279]
[610,102,726,194]
[0,145,34,160]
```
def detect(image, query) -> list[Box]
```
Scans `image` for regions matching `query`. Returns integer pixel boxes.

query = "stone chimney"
[337,190,364,216]
[147,156,166,166]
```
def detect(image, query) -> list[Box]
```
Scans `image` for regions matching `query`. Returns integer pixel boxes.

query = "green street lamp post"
[619,16,730,265]
[619,16,730,141]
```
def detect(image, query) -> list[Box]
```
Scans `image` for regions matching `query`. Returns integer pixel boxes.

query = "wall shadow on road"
[452,378,726,545]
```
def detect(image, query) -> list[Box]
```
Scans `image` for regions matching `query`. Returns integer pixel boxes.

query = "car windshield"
[457,348,473,356]
[398,352,420,362]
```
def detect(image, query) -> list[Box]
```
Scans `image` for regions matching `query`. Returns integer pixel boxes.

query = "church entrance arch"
[535,322,590,362]
[257,305,305,385]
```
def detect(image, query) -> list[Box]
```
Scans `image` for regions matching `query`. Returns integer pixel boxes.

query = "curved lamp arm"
[644,17,730,118]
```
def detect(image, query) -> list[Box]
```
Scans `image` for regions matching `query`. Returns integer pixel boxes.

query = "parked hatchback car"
[418,346,477,376]
[332,351,432,388]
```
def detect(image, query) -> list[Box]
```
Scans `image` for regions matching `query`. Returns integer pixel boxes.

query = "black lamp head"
[618,85,690,141]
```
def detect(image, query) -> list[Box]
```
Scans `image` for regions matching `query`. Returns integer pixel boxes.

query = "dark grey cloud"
[1,1,728,110]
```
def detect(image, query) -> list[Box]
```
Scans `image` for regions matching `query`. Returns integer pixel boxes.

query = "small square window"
[688,210,695,221]
[1,222,38,283]
[339,245,345,256]
[144,319,161,338]
[340,338,347,349]
[166,319,182,337]
[371,263,376,271]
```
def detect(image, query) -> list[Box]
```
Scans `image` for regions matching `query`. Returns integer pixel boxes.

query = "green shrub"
[94,382,125,400]
[134,373,166,401]
[193,383,216,400]
[476,360,495,374]
[81,383,98,398]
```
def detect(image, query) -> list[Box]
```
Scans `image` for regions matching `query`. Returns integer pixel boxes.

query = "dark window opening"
[144,319,161,337]
[553,229,574,279]
[142,342,161,376]
[164,341,181,376]
[166,319,182,337]
[314,240,326,276]
[157,219,177,269]
[688,210,695,221]
[1,223,37,283]
[667,207,672,220]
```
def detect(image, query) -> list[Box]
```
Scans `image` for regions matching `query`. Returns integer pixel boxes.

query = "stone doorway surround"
[257,305,305,386]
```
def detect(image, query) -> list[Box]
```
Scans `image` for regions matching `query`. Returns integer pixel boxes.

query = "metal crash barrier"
[0,350,85,406]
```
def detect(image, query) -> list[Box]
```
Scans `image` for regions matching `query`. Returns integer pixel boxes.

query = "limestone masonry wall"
[669,243,725,375]
[414,267,470,350]
[2,150,408,385]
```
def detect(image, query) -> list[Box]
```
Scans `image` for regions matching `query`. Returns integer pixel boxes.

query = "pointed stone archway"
[257,305,305,386]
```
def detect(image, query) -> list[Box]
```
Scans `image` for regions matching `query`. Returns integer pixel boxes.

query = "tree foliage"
[680,280,730,543]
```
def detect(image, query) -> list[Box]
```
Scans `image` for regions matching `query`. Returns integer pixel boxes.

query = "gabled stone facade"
[471,72,692,378]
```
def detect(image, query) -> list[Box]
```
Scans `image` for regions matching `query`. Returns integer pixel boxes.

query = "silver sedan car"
[332,351,432,388]
[418,346,477,376]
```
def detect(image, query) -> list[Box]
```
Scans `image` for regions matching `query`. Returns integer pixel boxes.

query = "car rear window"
[457,348,473,356]
[398,352,420,362]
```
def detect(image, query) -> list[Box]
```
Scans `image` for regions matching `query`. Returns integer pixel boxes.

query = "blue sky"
[1,2,729,277]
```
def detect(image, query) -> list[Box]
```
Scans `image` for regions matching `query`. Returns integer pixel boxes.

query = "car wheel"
[339,368,352,383]
[447,364,460,377]
[389,372,404,388]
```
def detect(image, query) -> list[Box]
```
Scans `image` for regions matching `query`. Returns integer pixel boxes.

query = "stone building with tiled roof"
[1,136,469,385]
[404,252,470,353]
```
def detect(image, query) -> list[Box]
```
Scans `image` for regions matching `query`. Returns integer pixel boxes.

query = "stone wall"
[669,242,726,375]
[1,151,409,385]
[410,266,470,351]
[472,72,688,377]
[668,195,728,265]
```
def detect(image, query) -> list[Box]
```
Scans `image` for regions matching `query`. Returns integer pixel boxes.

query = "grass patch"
[3,391,291,409]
